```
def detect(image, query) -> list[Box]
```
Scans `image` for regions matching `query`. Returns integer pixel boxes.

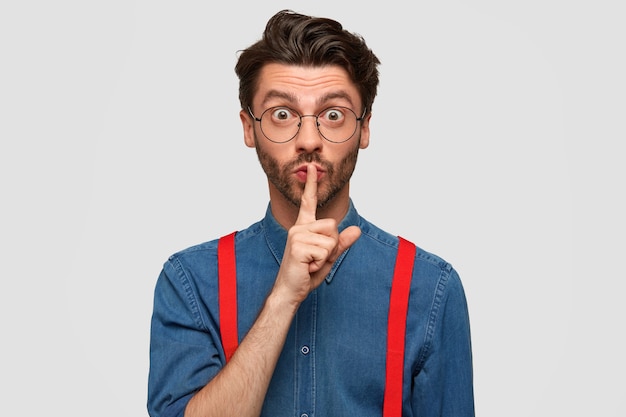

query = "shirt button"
[300,345,310,355]
[300,414,309,417]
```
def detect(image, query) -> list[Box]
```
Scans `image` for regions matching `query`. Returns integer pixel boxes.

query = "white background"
[1,1,624,416]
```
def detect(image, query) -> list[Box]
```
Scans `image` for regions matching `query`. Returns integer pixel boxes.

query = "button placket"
[294,290,316,417]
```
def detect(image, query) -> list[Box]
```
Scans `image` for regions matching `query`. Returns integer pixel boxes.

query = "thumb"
[309,226,362,277]
[333,226,361,260]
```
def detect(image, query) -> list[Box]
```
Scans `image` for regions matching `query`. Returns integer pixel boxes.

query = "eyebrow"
[317,91,355,108]
[260,90,356,109]
[260,90,298,107]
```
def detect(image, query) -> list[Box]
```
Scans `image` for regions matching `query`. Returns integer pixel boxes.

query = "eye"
[270,107,296,122]
[320,108,345,124]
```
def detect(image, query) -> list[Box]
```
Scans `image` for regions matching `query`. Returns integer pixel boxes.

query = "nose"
[295,115,323,152]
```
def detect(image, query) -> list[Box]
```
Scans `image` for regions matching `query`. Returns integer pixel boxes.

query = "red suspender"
[217,233,416,416]
[383,236,416,417]
[218,231,238,362]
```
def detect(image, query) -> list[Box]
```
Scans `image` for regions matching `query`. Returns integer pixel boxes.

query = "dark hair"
[235,10,380,115]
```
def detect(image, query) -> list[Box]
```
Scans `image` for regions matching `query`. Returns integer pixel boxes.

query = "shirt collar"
[262,199,360,284]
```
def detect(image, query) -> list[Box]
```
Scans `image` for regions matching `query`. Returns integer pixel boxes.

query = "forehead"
[254,63,362,109]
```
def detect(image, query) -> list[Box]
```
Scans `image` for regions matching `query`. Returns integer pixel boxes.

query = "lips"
[294,164,325,182]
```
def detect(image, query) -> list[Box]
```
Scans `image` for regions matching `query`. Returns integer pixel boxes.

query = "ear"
[240,109,256,148]
[358,112,371,149]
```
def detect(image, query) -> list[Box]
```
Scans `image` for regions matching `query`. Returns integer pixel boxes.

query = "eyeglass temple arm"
[358,107,368,121]
[247,107,262,122]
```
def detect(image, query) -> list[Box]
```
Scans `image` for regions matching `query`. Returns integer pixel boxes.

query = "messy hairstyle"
[235,10,380,115]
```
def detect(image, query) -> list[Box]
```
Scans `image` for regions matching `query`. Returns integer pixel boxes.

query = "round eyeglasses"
[248,106,366,143]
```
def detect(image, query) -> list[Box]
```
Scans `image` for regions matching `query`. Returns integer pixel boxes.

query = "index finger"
[296,164,318,224]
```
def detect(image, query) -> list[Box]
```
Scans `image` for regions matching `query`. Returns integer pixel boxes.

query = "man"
[148,9,474,417]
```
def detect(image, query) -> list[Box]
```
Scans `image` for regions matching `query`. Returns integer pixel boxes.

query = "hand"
[274,164,361,304]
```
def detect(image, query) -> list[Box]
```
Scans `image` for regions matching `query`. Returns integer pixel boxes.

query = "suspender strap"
[383,236,416,417]
[217,232,417,415]
[218,231,238,362]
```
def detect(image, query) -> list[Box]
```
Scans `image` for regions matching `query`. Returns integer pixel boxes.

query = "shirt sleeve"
[147,255,223,417]
[411,267,475,417]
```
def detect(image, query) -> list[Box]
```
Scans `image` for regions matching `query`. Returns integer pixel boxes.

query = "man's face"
[241,63,370,209]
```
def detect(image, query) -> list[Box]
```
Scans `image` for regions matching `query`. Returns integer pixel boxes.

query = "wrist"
[266,284,301,316]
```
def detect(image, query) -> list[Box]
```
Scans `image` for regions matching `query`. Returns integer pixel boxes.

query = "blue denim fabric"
[148,201,474,417]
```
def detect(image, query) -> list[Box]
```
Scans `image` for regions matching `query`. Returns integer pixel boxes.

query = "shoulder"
[166,220,264,268]
[357,216,454,269]
[357,216,469,310]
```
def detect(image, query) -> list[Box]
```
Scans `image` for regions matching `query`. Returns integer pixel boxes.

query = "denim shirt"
[148,201,474,417]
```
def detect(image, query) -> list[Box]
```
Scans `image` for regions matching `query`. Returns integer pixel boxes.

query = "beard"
[254,133,360,209]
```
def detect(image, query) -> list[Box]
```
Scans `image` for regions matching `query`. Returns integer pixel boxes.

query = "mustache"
[285,153,332,173]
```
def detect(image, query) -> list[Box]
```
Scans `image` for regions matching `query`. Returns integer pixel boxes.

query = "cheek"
[256,141,292,167]
[257,144,297,164]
